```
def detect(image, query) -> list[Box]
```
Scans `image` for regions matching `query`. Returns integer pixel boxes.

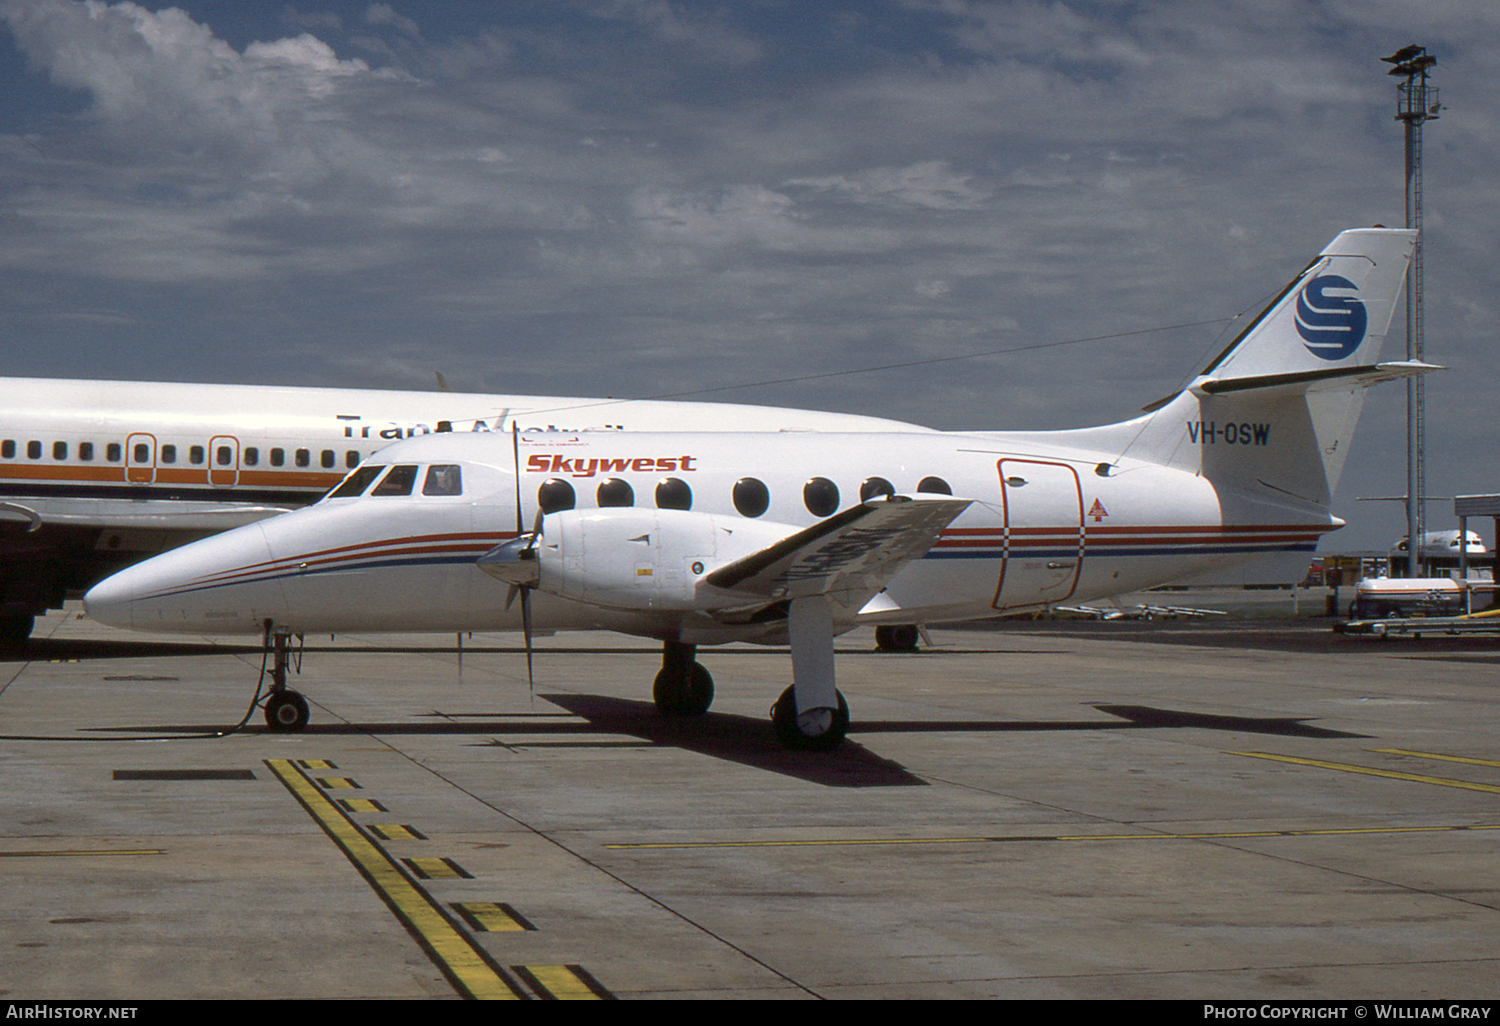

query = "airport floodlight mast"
[1382,44,1440,577]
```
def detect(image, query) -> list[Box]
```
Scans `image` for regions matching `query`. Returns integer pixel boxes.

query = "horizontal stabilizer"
[1198,360,1443,398]
[705,494,970,608]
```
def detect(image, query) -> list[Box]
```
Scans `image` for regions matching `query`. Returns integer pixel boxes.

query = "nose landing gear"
[261,622,310,732]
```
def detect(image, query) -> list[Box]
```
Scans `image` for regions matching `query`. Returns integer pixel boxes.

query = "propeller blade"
[520,583,535,697]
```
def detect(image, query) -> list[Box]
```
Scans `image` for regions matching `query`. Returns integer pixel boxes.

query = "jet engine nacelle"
[532,507,796,612]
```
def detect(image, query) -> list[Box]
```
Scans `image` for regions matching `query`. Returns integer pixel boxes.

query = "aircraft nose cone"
[83,521,278,634]
[82,565,144,630]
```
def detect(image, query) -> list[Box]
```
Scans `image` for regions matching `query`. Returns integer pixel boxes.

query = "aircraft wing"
[703,495,970,613]
[0,501,294,532]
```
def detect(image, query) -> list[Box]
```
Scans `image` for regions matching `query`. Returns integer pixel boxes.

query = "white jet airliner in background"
[0,377,923,645]
[85,228,1428,751]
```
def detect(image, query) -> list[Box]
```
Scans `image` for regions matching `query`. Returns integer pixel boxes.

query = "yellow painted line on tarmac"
[1373,748,1500,769]
[0,849,166,858]
[370,823,426,841]
[454,902,536,933]
[265,758,524,1000]
[317,776,360,789]
[405,856,472,880]
[511,964,612,1000]
[608,836,992,850]
[609,822,1500,850]
[1230,751,1500,794]
[339,798,387,813]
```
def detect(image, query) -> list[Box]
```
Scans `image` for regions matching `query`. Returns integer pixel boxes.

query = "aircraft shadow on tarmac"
[80,696,1367,788]
[32,636,1367,785]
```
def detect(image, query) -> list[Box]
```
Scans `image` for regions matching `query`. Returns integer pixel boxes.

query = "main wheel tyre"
[874,624,920,653]
[265,690,310,732]
[770,685,849,752]
[653,662,714,716]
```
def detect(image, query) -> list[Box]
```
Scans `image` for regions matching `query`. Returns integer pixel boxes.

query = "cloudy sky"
[1,0,1496,551]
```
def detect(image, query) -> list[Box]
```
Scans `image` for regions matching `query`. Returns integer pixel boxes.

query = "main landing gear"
[262,623,310,732]
[874,624,920,652]
[651,637,849,751]
[770,685,849,752]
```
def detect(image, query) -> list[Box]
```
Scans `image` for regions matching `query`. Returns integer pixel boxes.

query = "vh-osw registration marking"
[1187,421,1271,446]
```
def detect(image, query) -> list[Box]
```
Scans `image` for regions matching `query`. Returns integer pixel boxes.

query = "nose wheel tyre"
[265,690,310,732]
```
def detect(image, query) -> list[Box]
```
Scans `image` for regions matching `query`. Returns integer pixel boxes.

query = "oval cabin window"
[597,478,634,507]
[537,479,576,514]
[803,477,840,517]
[733,477,770,518]
[655,477,692,511]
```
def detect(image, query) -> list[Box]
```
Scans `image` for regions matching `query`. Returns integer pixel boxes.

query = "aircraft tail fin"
[1053,227,1421,511]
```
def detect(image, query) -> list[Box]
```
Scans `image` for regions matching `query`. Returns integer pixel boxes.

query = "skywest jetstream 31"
[85,228,1429,751]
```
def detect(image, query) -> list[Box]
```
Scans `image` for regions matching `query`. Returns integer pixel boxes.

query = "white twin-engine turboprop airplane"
[85,228,1429,751]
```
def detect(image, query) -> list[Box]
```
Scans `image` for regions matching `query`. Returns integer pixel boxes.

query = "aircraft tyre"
[265,690,310,732]
[874,624,920,652]
[653,662,714,716]
[0,614,33,649]
[771,686,849,752]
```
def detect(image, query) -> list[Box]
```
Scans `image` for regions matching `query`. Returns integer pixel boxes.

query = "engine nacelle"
[532,507,795,611]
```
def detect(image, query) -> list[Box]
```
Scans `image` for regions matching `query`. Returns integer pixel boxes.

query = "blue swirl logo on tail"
[1294,274,1367,360]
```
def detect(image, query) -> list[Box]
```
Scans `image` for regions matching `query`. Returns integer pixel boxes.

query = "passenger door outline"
[125,433,156,484]
[209,435,240,487]
[992,458,1084,610]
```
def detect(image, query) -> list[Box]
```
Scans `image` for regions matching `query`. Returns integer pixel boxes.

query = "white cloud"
[1,0,1498,550]
[788,161,988,210]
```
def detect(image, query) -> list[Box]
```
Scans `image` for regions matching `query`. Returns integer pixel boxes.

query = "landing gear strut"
[262,623,309,732]
[770,595,851,751]
[652,640,714,716]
